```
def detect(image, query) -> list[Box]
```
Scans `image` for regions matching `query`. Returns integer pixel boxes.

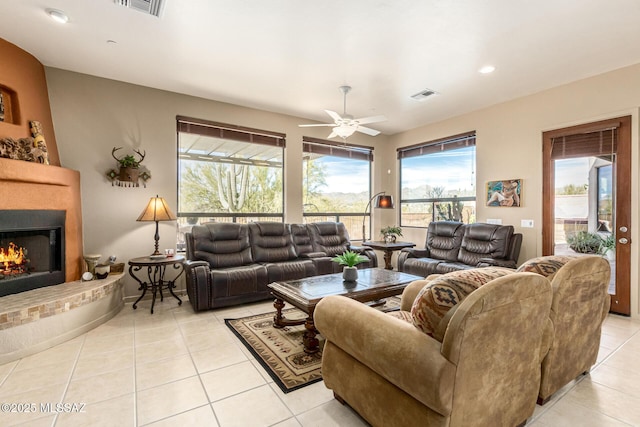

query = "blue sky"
[555,158,589,188]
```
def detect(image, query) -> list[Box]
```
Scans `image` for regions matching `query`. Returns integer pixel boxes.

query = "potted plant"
[332,250,369,281]
[380,226,403,243]
[567,231,613,257]
[599,233,616,260]
[111,147,146,183]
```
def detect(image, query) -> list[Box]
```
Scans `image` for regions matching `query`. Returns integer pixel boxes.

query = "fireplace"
[0,210,65,297]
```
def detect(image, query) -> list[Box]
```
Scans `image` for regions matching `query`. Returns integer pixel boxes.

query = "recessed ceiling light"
[46,8,69,24]
[479,65,496,74]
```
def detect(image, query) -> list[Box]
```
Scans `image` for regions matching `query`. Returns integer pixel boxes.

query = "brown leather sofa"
[398,221,522,276]
[184,221,377,311]
[315,272,553,427]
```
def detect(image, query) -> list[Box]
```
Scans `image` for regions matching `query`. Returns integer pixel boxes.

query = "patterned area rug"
[225,297,401,393]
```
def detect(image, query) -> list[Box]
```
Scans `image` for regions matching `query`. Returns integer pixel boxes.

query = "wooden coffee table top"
[267,268,423,311]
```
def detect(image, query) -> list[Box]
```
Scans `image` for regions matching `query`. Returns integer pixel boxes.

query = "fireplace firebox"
[0,210,65,297]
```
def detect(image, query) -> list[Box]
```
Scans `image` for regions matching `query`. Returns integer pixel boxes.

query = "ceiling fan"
[299,85,386,140]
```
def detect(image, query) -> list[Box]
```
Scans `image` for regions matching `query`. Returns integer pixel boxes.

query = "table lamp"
[362,191,394,241]
[137,195,177,256]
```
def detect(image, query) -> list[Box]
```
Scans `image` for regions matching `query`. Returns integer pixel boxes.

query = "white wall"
[45,68,390,299]
[388,62,640,317]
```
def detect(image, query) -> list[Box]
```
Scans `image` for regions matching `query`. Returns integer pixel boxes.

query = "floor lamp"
[362,192,394,242]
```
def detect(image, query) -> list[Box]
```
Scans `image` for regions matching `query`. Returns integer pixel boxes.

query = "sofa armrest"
[477,258,517,269]
[349,245,378,268]
[397,248,431,272]
[315,296,455,415]
[184,260,212,311]
[401,248,431,258]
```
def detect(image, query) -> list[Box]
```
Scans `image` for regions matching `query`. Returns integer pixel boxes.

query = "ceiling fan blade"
[354,115,387,125]
[324,110,343,123]
[327,129,339,139]
[356,126,381,136]
[298,123,336,128]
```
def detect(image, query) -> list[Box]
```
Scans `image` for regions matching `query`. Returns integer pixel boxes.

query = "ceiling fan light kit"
[299,85,386,140]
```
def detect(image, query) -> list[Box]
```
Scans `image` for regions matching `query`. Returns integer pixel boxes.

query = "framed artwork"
[486,179,522,207]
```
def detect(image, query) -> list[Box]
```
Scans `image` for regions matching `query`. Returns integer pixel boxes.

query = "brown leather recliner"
[185,222,269,310]
[306,222,377,273]
[398,221,522,276]
[315,272,553,427]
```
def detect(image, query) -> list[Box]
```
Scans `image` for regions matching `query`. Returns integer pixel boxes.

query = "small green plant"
[380,226,403,237]
[118,154,140,168]
[600,234,616,255]
[567,231,612,255]
[331,250,368,268]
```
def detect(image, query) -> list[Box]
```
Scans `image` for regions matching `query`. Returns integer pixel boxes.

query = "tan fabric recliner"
[315,273,553,427]
[521,256,611,404]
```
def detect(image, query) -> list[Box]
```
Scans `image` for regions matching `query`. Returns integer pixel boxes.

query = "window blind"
[177,116,286,147]
[302,136,373,161]
[550,126,618,160]
[397,131,476,159]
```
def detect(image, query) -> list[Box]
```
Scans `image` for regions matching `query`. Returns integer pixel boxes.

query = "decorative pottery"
[343,266,358,282]
[83,254,102,275]
[94,263,110,279]
[384,234,397,243]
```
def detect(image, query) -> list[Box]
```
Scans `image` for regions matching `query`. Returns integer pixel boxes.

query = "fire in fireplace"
[0,210,65,297]
[0,242,29,276]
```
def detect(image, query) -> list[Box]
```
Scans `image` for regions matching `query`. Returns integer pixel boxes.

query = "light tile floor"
[1,297,639,426]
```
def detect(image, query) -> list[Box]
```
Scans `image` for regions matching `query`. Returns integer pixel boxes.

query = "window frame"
[397,131,476,228]
[301,136,374,240]
[176,116,286,224]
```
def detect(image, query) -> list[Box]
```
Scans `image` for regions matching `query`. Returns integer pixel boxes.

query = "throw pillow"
[410,267,514,339]
[516,255,577,282]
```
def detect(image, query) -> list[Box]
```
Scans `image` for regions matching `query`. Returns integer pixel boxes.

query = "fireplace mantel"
[0,158,83,282]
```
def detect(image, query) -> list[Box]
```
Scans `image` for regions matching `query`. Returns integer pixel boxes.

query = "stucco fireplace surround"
[0,158,124,364]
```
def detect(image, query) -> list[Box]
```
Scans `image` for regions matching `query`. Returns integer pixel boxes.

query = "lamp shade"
[374,195,394,209]
[137,196,177,222]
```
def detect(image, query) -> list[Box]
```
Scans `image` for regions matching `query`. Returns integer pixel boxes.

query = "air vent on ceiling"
[410,88,438,101]
[115,0,164,17]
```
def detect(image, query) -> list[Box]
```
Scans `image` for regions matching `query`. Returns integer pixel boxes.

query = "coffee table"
[267,268,423,354]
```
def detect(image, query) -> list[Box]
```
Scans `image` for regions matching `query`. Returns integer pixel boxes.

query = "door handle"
[619,238,629,244]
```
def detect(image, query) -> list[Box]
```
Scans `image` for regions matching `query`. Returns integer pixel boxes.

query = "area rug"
[225,297,401,393]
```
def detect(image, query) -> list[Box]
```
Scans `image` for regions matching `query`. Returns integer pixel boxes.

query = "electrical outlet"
[486,218,502,225]
[521,219,534,228]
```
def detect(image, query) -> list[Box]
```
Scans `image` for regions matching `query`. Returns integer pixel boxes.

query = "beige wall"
[389,62,640,317]
[45,68,390,299]
[46,63,640,316]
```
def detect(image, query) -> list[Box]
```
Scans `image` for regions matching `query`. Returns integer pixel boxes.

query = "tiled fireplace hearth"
[0,158,124,363]
[0,274,124,364]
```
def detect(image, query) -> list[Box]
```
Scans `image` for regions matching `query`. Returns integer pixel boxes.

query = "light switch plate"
[521,219,534,228]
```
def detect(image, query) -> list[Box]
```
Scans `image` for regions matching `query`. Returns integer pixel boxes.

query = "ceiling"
[2,0,640,135]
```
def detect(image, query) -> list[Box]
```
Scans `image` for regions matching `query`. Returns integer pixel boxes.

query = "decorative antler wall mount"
[106,147,151,187]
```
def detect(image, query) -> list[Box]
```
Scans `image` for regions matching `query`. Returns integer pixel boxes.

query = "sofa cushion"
[516,255,577,281]
[410,267,514,339]
[426,221,466,262]
[308,222,351,256]
[191,223,253,268]
[249,222,297,263]
[457,223,514,266]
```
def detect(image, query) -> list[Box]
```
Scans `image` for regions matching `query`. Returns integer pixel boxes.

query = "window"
[398,132,476,227]
[177,116,285,247]
[302,136,373,240]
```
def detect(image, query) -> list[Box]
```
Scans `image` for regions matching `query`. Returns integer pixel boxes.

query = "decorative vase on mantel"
[343,266,358,282]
